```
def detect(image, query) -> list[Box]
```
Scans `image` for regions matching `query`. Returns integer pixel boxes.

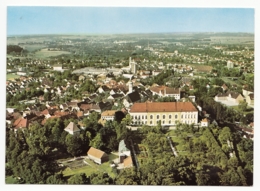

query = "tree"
[238,100,248,112]
[68,173,90,184]
[65,134,83,157]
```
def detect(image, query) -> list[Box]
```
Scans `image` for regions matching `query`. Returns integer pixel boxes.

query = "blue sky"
[7,7,255,36]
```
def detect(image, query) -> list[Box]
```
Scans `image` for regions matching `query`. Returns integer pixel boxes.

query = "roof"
[101,110,117,117]
[64,122,80,132]
[13,118,28,129]
[129,102,197,113]
[119,140,130,153]
[248,93,254,100]
[123,156,133,167]
[87,147,107,159]
[150,86,180,95]
[201,118,208,123]
[127,91,141,103]
[228,91,242,99]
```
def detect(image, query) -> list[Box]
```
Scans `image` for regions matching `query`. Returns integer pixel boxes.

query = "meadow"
[34,48,71,58]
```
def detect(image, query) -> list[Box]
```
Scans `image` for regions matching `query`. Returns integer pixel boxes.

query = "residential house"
[201,118,209,127]
[214,91,244,104]
[67,102,80,111]
[129,102,198,126]
[150,85,180,101]
[87,147,109,164]
[101,110,117,121]
[12,118,29,132]
[126,91,141,104]
[64,122,81,135]
[246,93,254,106]
[53,64,63,71]
[78,75,86,81]
[222,84,228,91]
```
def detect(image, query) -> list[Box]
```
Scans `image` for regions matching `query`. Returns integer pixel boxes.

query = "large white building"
[129,102,198,127]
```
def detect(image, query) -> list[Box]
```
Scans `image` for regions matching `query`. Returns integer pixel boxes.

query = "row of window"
[132,114,197,120]
[131,120,196,125]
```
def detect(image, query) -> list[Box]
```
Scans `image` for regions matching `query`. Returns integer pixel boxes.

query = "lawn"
[34,48,71,58]
[61,154,117,179]
[6,73,20,80]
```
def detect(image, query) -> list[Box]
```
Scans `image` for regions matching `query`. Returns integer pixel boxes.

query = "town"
[6,32,254,185]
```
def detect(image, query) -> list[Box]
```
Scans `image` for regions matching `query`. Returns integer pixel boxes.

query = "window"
[142,115,144,119]
[169,115,172,119]
[163,121,165,124]
[157,115,159,119]
[135,116,137,119]
[175,114,178,119]
[138,116,140,119]
[163,115,165,119]
[150,115,153,119]
[181,115,183,119]
[150,121,152,125]
[169,120,171,124]
[145,116,147,119]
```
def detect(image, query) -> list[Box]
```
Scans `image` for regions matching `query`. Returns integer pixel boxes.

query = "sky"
[7,7,254,36]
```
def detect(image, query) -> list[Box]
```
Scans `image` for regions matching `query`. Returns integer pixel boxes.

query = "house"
[214,91,244,104]
[129,102,198,126]
[53,64,63,71]
[12,118,28,131]
[222,84,228,91]
[67,102,80,111]
[150,86,180,100]
[126,91,141,104]
[64,122,81,135]
[97,85,110,94]
[87,147,109,164]
[123,156,133,168]
[246,93,254,106]
[201,118,209,127]
[101,110,117,121]
[78,75,86,81]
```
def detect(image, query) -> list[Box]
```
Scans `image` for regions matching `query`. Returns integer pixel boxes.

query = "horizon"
[7,7,254,36]
[7,31,255,38]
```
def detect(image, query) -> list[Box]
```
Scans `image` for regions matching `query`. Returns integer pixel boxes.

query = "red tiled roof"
[87,147,107,159]
[123,156,133,168]
[129,102,197,113]
[13,118,28,129]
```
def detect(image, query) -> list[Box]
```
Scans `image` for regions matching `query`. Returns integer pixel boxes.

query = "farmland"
[34,48,71,58]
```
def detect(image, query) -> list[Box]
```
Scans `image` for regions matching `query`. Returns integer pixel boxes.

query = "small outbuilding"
[64,122,81,135]
[87,147,109,164]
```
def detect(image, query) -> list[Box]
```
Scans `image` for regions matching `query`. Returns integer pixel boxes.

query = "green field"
[22,44,47,52]
[6,73,20,80]
[34,48,71,58]
[62,154,118,179]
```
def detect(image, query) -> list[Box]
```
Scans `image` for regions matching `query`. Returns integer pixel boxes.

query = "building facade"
[129,102,198,126]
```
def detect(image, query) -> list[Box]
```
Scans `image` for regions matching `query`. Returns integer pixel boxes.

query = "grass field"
[34,48,71,58]
[6,73,20,80]
[62,154,117,179]
[22,44,47,52]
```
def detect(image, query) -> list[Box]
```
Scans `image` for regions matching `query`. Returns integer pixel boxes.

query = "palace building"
[129,102,198,127]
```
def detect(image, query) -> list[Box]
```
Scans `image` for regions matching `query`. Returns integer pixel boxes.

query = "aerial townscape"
[5,7,254,186]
